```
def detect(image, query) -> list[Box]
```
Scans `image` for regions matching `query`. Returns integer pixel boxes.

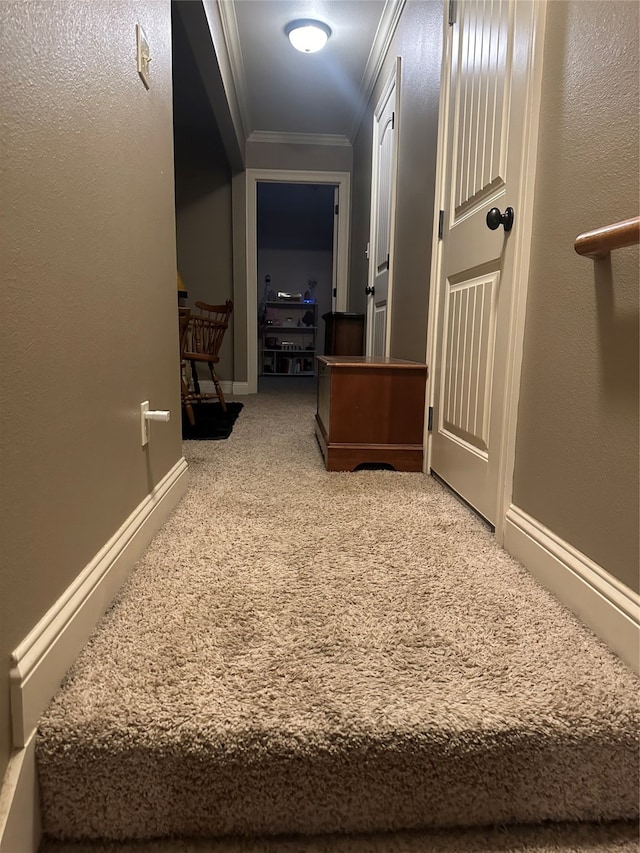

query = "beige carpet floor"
[37,393,639,846]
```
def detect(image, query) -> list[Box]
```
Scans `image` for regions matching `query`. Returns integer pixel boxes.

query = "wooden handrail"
[575,216,640,259]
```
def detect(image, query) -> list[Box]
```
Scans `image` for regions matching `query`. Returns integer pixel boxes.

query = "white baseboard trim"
[504,504,640,673]
[10,457,189,749]
[0,733,39,853]
[196,379,252,396]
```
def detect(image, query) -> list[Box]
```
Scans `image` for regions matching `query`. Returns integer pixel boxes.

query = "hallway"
[37,394,639,849]
[1,2,638,850]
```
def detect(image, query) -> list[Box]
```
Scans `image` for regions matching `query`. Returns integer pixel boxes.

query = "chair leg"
[190,360,201,396]
[183,400,195,426]
[180,363,195,426]
[209,364,227,411]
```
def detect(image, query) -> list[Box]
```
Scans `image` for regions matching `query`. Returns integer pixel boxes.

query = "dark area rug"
[181,402,243,440]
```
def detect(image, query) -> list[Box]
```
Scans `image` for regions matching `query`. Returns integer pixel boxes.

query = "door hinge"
[427,406,434,432]
[386,252,390,267]
[438,209,444,240]
[448,0,457,25]
[335,203,339,215]
[333,287,337,298]
[391,111,395,130]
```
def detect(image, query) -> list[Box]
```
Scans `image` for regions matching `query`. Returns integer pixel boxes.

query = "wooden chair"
[178,308,195,426]
[179,300,233,423]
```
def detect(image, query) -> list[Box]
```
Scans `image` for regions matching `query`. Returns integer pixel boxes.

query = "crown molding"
[247,131,352,148]
[216,0,404,150]
[349,0,406,143]
[216,0,252,139]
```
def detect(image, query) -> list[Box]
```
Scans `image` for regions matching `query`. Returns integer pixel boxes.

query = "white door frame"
[365,58,400,357]
[424,0,548,543]
[245,169,351,394]
[331,187,340,313]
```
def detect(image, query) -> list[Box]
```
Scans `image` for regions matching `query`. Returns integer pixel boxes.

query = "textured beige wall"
[513,1,639,591]
[245,141,352,173]
[350,2,442,361]
[0,0,181,782]
[175,139,234,382]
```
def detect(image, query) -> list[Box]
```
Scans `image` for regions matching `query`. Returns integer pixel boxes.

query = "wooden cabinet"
[322,312,365,356]
[315,356,428,472]
[260,302,317,376]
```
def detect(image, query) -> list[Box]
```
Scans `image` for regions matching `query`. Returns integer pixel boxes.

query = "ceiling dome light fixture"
[286,19,331,53]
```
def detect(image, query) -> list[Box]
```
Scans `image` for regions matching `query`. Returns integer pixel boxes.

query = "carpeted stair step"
[36,394,639,842]
[38,820,640,852]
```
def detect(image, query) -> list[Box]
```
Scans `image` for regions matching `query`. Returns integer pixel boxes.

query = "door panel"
[431,0,536,524]
[375,115,394,273]
[366,60,399,357]
[455,0,509,212]
[370,89,394,356]
[442,271,498,452]
[373,305,387,357]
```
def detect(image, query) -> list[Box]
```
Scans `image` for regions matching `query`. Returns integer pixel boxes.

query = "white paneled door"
[366,60,400,357]
[431,0,541,525]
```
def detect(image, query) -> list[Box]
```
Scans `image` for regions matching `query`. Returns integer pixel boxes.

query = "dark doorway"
[257,182,336,392]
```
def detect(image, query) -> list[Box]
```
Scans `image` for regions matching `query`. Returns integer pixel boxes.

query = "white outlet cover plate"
[140,401,150,446]
[136,24,150,90]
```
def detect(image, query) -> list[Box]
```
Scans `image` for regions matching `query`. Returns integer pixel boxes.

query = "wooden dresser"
[315,356,428,472]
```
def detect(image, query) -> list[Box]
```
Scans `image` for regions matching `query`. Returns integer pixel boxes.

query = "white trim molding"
[247,131,351,148]
[504,505,640,674]
[216,0,251,139]
[424,0,453,470]
[216,0,405,148]
[194,379,250,396]
[349,0,406,143]
[493,0,548,543]
[245,169,351,395]
[10,457,189,749]
[0,733,39,853]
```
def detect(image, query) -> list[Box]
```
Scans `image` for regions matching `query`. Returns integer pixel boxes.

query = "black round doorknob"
[486,206,514,232]
[365,285,375,296]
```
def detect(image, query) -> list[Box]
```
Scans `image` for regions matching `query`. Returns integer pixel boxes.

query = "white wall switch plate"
[140,401,150,446]
[136,24,151,90]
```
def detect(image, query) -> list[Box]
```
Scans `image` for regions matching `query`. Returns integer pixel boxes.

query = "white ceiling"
[219,0,403,144]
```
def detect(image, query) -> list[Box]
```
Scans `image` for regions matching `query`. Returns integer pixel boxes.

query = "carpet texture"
[37,392,639,844]
[181,401,243,440]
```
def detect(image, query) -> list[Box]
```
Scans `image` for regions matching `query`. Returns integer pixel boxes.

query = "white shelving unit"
[260,301,318,376]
